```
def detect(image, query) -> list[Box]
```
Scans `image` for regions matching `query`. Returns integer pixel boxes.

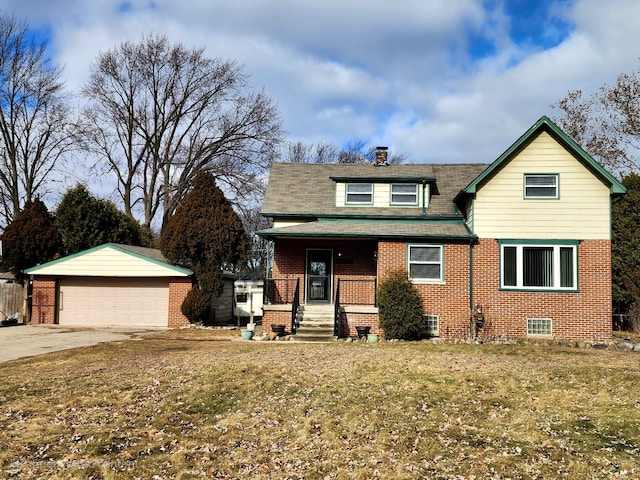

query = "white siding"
[335,183,426,208]
[273,219,309,228]
[28,246,188,277]
[472,131,611,240]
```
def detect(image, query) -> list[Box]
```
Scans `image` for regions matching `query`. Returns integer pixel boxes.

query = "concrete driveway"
[0,324,162,363]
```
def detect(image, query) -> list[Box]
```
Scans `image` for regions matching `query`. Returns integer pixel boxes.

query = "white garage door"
[58,277,169,328]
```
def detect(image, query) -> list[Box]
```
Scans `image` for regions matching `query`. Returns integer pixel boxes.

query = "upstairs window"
[524,174,558,199]
[408,244,443,282]
[391,184,418,205]
[501,242,577,291]
[346,183,373,204]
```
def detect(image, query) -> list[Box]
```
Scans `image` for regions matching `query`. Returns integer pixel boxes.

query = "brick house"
[257,116,626,341]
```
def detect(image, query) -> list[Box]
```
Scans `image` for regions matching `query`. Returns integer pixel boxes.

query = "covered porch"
[262,239,379,339]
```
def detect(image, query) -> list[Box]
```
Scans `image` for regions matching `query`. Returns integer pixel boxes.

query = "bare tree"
[81,34,283,230]
[281,139,407,164]
[0,14,75,225]
[552,65,640,176]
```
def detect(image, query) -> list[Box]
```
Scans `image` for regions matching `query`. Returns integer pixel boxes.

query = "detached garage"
[26,244,193,328]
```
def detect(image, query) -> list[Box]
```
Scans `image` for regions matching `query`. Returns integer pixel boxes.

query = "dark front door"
[306,249,332,303]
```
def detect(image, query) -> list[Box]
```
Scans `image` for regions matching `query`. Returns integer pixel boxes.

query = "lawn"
[1,330,639,479]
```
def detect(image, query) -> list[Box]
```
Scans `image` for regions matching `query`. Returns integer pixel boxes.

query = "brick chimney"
[375,146,388,166]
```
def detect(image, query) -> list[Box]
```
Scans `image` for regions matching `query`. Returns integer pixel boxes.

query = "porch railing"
[334,278,377,337]
[264,278,300,305]
[264,277,300,335]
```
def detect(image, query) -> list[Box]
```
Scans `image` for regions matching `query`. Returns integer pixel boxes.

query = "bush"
[181,288,211,324]
[377,269,425,340]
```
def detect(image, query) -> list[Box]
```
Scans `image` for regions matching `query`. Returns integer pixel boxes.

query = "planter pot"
[240,329,254,340]
[367,334,379,343]
[355,326,371,339]
[271,325,287,337]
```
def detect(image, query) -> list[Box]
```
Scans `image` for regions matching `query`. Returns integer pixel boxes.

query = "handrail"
[263,278,299,305]
[334,279,341,336]
[291,278,300,334]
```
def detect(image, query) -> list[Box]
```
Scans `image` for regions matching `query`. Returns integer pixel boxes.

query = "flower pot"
[240,329,254,340]
[271,325,286,337]
[367,334,379,343]
[355,326,371,339]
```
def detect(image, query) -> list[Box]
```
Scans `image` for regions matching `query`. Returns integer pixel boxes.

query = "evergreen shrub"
[377,269,425,340]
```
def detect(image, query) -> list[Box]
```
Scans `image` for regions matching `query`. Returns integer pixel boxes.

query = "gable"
[25,244,192,277]
[472,131,612,239]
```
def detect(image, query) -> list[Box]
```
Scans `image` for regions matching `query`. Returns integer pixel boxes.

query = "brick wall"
[168,277,192,328]
[472,239,612,341]
[31,277,57,324]
[377,240,471,339]
[262,308,294,334]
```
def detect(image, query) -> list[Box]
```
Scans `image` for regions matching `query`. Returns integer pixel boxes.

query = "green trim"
[24,243,193,276]
[498,240,579,292]
[257,230,475,241]
[263,213,465,221]
[454,116,627,209]
[318,218,464,224]
[499,239,579,245]
[523,173,560,200]
[331,176,436,183]
[345,182,374,205]
[389,183,419,206]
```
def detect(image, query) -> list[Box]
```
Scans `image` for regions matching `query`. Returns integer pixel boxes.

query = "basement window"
[527,318,552,337]
[424,315,439,337]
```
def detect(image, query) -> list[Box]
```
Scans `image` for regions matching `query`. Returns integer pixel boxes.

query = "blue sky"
[1,0,639,177]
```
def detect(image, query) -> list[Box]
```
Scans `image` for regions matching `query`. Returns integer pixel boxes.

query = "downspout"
[468,237,474,340]
[422,180,427,216]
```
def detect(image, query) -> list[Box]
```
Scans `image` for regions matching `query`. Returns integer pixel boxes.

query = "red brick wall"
[472,239,612,341]
[262,309,294,334]
[168,277,192,328]
[340,312,379,337]
[377,240,471,339]
[31,277,57,324]
[273,239,377,302]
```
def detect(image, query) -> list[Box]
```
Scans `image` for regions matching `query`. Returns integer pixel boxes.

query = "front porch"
[262,277,379,340]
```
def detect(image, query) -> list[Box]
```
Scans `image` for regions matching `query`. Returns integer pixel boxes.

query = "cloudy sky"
[2,0,640,167]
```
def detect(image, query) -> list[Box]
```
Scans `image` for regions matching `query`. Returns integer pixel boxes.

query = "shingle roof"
[261,163,489,217]
[258,221,472,240]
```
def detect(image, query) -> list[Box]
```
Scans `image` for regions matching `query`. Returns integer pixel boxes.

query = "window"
[346,183,373,204]
[501,242,577,290]
[408,244,443,282]
[527,318,552,336]
[424,315,439,336]
[391,183,418,205]
[524,174,558,199]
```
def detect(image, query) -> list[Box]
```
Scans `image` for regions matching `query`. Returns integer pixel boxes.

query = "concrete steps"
[291,304,336,343]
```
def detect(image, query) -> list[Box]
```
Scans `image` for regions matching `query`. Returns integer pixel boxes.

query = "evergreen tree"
[56,184,154,255]
[160,172,251,322]
[1,198,63,283]
[612,174,640,314]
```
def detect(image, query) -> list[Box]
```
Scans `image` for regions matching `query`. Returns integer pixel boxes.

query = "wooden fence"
[0,283,25,320]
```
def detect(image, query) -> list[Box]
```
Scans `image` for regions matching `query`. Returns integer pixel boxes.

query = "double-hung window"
[346,183,373,204]
[408,244,443,282]
[390,183,418,205]
[501,241,577,291]
[524,174,558,199]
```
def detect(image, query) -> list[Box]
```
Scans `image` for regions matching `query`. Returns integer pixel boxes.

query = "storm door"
[306,249,333,303]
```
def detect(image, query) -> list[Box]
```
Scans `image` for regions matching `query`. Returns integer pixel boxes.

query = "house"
[26,243,192,328]
[257,116,626,341]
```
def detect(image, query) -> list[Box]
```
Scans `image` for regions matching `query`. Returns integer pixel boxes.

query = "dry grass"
[1,330,639,479]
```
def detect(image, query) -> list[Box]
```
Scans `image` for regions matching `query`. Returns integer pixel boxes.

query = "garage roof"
[25,243,193,277]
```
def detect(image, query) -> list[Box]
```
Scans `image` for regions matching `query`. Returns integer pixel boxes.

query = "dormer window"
[390,183,418,205]
[346,183,373,204]
[524,174,558,199]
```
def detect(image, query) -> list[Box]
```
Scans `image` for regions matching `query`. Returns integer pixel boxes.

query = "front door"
[306,249,332,303]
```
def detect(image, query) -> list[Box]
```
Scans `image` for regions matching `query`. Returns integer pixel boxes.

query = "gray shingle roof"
[258,221,472,239]
[261,163,488,217]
